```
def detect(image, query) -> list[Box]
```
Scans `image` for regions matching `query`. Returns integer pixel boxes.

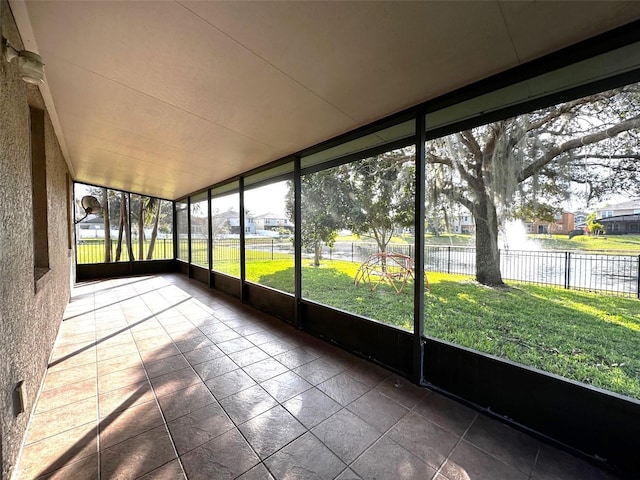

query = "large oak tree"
[426,84,640,285]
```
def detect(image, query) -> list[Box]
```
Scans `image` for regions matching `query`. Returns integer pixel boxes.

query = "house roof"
[599,213,640,222]
[598,198,640,211]
[10,1,640,200]
[77,216,103,225]
[254,212,286,219]
[213,210,240,219]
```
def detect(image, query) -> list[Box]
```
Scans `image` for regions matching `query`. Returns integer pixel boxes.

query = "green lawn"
[77,239,640,399]
[79,233,640,265]
[243,258,640,400]
[425,277,640,399]
[394,232,640,253]
[337,233,474,246]
[424,232,640,253]
[533,234,640,253]
[77,238,174,263]
[424,234,476,246]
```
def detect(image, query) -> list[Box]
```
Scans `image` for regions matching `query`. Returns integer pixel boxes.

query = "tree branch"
[459,130,482,163]
[570,154,640,161]
[439,187,475,213]
[517,115,640,182]
[425,152,452,167]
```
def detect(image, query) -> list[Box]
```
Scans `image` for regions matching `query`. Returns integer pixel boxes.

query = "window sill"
[34,267,51,294]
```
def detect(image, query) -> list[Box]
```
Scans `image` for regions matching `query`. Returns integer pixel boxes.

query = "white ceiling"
[10,0,640,200]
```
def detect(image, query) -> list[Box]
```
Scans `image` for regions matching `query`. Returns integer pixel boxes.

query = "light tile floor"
[14,274,622,480]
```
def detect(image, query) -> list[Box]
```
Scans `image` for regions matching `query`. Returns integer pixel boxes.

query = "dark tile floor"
[14,274,621,479]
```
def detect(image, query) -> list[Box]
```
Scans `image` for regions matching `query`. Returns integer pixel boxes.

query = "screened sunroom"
[2,1,640,479]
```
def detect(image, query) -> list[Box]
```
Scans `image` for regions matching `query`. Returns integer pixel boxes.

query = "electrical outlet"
[15,381,27,415]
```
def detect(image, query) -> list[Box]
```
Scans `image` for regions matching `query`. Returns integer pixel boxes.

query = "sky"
[214,181,289,217]
[75,181,290,218]
[75,176,633,222]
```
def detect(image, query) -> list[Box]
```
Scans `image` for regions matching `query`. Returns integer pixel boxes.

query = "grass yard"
[78,233,640,265]
[78,239,640,399]
[424,234,475,246]
[384,232,640,253]
[337,233,474,246]
[336,233,414,244]
[425,277,640,399]
[533,234,640,253]
[77,238,174,263]
[243,258,640,400]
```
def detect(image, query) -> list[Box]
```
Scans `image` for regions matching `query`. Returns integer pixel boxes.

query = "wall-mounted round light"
[2,37,45,85]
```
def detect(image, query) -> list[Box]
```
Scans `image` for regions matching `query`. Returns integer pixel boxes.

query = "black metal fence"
[424,246,640,297]
[331,243,640,297]
[188,237,296,268]
[79,237,640,297]
[77,238,173,264]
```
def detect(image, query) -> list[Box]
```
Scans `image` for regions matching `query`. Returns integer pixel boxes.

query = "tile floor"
[14,274,622,480]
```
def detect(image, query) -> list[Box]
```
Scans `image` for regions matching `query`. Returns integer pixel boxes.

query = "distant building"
[596,199,640,234]
[190,216,208,237]
[596,198,640,218]
[574,211,588,229]
[254,212,294,232]
[525,212,575,235]
[76,215,133,240]
[451,210,475,234]
[76,216,111,239]
[215,211,294,235]
[211,210,240,235]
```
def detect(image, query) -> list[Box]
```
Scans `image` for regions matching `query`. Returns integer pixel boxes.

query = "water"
[500,220,539,251]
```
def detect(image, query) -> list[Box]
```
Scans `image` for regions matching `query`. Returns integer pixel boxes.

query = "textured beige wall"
[0,1,72,477]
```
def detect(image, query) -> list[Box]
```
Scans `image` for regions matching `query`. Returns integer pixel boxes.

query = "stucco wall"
[0,1,72,477]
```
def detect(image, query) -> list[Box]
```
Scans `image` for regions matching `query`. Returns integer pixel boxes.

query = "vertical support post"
[172,201,178,261]
[413,111,426,385]
[447,246,451,274]
[564,251,571,290]
[239,178,247,302]
[187,196,192,277]
[72,181,79,270]
[294,156,303,328]
[127,192,133,274]
[351,242,354,263]
[207,189,213,287]
[272,239,274,260]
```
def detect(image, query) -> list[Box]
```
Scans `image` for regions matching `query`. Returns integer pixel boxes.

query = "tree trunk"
[115,214,124,261]
[102,188,111,262]
[122,192,135,261]
[313,241,321,267]
[138,200,144,259]
[372,227,389,271]
[442,207,450,235]
[146,201,160,260]
[474,196,504,286]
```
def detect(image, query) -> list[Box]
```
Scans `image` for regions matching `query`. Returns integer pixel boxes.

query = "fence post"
[447,246,451,274]
[564,251,571,290]
[351,242,354,263]
[271,239,274,260]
